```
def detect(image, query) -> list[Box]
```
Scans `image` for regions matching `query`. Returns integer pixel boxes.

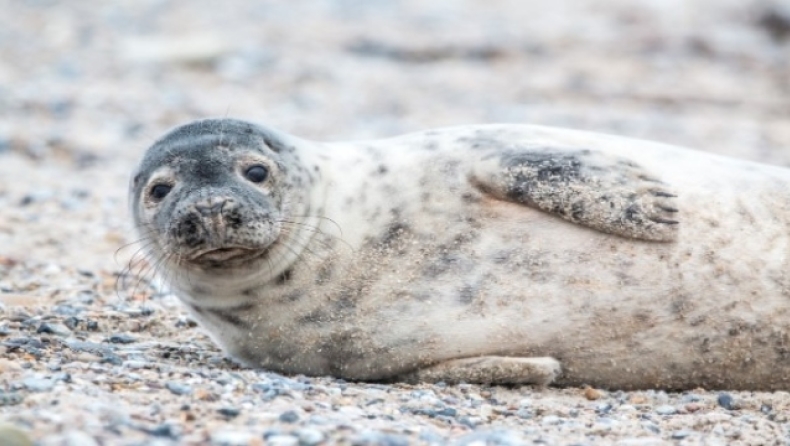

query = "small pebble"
[19,190,52,206]
[267,435,299,446]
[210,430,254,446]
[595,403,613,414]
[140,423,180,439]
[455,429,525,446]
[218,407,240,418]
[418,430,445,444]
[0,392,23,406]
[63,317,81,330]
[717,393,736,410]
[655,405,677,415]
[101,354,123,366]
[759,5,790,41]
[641,421,661,434]
[109,333,136,344]
[584,386,603,400]
[351,431,410,446]
[617,439,665,446]
[671,430,692,439]
[296,428,325,446]
[165,382,192,396]
[63,430,100,446]
[65,341,110,355]
[479,404,493,419]
[458,416,477,429]
[541,415,562,425]
[279,410,300,423]
[124,360,148,369]
[515,408,532,419]
[0,136,9,154]
[23,377,55,392]
[680,393,702,403]
[263,428,284,439]
[36,322,72,337]
[436,407,457,417]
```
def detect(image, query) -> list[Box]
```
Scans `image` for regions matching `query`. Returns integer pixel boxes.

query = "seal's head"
[129,118,316,283]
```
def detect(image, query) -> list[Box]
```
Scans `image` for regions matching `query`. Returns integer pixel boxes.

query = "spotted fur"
[130,119,790,390]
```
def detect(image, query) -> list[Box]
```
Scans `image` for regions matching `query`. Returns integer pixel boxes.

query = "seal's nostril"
[226,209,243,229]
[183,218,198,235]
[175,214,205,248]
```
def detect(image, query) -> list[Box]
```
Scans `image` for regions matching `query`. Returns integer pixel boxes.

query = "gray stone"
[165,382,192,396]
[515,408,532,419]
[123,360,148,370]
[63,430,100,446]
[65,341,111,355]
[218,407,240,418]
[296,428,325,446]
[210,430,254,446]
[417,430,445,445]
[641,421,661,434]
[279,409,300,423]
[23,377,55,392]
[267,435,299,446]
[351,431,410,446]
[0,392,23,407]
[541,415,562,425]
[671,430,692,439]
[36,322,72,337]
[455,429,526,446]
[595,402,613,414]
[616,439,665,446]
[654,405,677,415]
[109,333,136,344]
[717,393,736,410]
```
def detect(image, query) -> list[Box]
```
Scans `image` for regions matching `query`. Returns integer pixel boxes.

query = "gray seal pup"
[130,118,790,390]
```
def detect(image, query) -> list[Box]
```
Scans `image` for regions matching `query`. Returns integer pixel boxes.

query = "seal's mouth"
[189,246,269,265]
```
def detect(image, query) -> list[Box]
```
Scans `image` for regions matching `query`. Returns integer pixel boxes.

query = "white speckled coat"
[132,119,790,390]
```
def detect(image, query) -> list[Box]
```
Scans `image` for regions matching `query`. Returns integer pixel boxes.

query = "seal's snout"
[174,196,245,249]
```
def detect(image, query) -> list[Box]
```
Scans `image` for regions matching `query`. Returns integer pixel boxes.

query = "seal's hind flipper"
[399,356,560,386]
[471,148,679,242]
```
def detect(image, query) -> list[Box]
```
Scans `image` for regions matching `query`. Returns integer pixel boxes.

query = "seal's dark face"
[130,119,301,273]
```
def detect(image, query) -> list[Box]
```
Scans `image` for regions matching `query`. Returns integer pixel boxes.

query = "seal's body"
[130,119,790,390]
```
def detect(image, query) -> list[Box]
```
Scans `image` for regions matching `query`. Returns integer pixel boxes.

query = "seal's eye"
[150,184,172,201]
[244,165,269,183]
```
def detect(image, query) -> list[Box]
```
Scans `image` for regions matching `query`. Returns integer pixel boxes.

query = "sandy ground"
[1,0,790,444]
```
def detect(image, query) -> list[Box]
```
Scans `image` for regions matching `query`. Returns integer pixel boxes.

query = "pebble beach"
[1,0,790,444]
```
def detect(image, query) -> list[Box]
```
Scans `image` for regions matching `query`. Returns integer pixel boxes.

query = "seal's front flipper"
[471,148,679,242]
[399,356,561,386]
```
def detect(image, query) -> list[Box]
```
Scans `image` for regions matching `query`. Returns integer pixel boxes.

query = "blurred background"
[0,0,788,270]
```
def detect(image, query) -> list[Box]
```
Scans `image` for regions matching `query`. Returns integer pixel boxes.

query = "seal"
[130,118,790,390]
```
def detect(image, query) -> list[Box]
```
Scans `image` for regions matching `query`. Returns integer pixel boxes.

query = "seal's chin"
[189,246,269,267]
